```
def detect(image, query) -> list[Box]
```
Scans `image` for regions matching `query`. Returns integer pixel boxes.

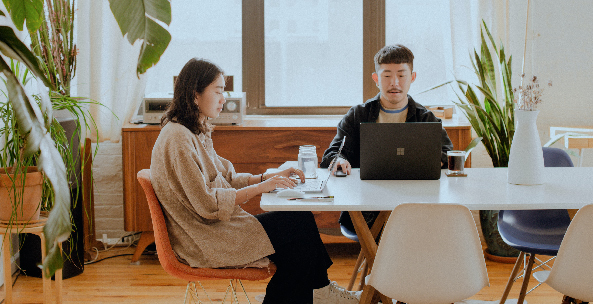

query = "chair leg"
[347,251,365,290]
[517,254,536,304]
[184,281,214,304]
[222,279,251,304]
[499,252,526,304]
[359,284,376,304]
[358,259,368,291]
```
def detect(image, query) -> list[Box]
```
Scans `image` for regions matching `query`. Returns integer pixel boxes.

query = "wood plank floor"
[5,237,565,303]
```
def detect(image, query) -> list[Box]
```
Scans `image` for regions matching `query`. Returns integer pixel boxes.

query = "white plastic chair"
[546,127,593,167]
[532,204,593,303]
[359,203,489,304]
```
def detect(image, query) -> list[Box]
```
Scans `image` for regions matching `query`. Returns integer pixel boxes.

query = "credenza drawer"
[213,129,336,166]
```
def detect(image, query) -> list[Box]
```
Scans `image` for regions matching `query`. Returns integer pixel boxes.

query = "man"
[320,44,453,231]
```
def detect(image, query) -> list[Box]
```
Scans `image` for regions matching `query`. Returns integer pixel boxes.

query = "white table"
[261,167,593,303]
[261,167,593,211]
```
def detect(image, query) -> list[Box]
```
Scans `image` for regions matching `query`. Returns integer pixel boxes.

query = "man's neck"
[379,96,408,110]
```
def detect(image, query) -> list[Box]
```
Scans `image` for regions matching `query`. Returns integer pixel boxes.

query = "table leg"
[349,211,390,269]
[131,231,155,263]
[56,243,63,304]
[349,211,378,268]
[39,232,49,304]
[3,234,12,304]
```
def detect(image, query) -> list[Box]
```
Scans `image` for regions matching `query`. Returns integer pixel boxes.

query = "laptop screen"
[359,122,442,180]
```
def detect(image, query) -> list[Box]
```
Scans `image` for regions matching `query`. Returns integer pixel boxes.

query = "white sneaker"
[313,281,362,304]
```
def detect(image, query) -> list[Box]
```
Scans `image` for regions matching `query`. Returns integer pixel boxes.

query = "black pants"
[255,211,332,304]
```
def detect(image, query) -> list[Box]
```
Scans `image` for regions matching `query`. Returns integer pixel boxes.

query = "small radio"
[209,92,246,125]
[143,94,172,124]
[141,92,246,125]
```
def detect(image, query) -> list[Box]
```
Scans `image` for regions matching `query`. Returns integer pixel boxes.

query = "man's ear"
[411,71,417,83]
[372,72,379,86]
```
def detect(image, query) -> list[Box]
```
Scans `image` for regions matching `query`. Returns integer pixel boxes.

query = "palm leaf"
[108,0,172,76]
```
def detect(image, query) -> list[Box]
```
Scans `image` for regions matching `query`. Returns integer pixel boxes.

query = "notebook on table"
[359,122,442,180]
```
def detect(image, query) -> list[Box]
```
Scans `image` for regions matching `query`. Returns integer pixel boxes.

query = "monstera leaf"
[108,0,171,76]
[0,24,70,278]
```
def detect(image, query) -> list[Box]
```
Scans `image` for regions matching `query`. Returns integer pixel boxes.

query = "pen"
[287,196,334,201]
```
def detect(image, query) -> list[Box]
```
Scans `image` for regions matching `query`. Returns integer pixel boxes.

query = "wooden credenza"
[123,116,472,262]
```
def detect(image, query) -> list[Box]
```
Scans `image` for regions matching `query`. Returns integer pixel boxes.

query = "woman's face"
[196,74,226,121]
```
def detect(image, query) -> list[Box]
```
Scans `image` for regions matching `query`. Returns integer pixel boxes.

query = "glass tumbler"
[447,150,466,176]
[298,145,318,179]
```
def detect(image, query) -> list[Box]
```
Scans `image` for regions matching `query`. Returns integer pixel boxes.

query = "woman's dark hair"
[161,58,224,134]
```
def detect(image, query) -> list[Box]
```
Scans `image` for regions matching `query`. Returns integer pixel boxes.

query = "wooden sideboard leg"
[131,231,155,263]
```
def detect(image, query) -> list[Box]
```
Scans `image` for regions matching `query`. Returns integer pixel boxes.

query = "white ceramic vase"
[507,110,545,185]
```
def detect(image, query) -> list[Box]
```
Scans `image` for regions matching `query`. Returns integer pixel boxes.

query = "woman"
[150,58,359,304]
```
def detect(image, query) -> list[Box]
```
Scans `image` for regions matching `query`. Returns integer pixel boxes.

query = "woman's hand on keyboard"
[259,167,305,192]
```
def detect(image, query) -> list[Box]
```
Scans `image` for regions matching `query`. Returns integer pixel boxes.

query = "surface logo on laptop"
[397,148,405,155]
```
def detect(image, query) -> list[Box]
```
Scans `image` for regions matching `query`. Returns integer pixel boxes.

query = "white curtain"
[75,0,147,142]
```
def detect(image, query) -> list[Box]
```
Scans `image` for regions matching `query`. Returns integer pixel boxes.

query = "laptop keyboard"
[292,179,325,192]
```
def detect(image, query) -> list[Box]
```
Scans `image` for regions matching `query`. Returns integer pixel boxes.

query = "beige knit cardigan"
[150,122,275,268]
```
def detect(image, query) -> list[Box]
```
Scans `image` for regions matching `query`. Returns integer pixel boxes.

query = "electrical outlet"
[121,235,134,245]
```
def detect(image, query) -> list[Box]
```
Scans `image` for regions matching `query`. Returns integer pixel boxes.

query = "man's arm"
[320,107,358,168]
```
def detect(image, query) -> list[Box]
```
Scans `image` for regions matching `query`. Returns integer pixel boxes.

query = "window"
[264,1,363,108]
[385,0,455,106]
[144,0,242,97]
[144,0,467,114]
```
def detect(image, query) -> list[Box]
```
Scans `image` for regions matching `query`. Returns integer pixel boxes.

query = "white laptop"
[273,136,345,193]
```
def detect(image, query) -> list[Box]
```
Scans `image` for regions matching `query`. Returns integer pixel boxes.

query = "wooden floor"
[5,236,565,304]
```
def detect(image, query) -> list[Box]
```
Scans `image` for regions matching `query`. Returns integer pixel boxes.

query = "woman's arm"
[235,167,305,205]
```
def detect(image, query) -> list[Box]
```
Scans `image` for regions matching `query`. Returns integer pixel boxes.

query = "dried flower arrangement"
[513,74,552,111]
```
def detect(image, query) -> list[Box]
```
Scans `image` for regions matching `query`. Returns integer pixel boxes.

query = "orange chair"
[136,169,276,303]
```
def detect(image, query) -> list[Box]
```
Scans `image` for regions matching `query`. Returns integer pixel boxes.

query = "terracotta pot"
[0,166,43,223]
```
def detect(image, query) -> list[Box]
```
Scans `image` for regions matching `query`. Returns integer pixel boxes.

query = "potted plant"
[0,19,70,278]
[425,21,520,260]
[1,0,172,278]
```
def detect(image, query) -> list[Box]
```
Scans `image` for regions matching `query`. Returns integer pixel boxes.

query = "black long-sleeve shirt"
[320,93,454,169]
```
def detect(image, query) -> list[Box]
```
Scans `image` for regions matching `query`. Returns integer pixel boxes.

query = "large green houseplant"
[431,21,520,258]
[1,0,172,277]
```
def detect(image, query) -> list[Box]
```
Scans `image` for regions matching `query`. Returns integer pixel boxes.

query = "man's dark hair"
[161,58,224,134]
[374,44,414,72]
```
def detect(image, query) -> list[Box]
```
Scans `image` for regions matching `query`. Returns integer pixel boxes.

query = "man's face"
[372,63,416,109]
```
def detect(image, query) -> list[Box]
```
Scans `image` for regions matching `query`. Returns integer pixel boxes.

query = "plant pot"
[479,210,520,261]
[19,185,85,279]
[19,117,85,279]
[508,110,545,185]
[0,167,43,223]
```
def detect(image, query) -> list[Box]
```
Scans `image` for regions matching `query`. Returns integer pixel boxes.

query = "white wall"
[92,143,126,240]
[469,0,593,168]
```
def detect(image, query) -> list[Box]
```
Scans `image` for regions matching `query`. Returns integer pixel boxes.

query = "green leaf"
[2,0,44,32]
[108,0,172,76]
[464,137,482,155]
[136,17,171,75]
[0,26,54,89]
[0,55,71,278]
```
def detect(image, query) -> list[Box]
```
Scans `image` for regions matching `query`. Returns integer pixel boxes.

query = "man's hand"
[330,157,351,176]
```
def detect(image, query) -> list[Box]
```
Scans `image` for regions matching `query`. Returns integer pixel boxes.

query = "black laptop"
[359,122,442,180]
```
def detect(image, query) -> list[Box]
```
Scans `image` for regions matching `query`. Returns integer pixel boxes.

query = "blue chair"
[498,147,574,304]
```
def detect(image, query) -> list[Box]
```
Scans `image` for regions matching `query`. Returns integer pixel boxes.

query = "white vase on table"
[508,110,545,185]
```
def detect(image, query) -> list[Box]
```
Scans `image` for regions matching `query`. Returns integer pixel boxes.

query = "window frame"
[242,0,385,115]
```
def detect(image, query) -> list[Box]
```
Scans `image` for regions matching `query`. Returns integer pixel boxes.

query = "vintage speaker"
[19,117,85,279]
